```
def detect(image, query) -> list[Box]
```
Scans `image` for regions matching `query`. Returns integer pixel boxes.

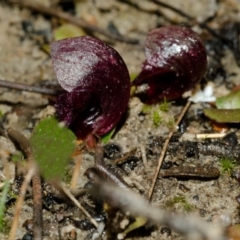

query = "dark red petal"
[133,26,207,104]
[51,36,130,139]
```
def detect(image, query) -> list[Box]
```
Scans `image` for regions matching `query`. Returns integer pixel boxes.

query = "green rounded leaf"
[216,90,240,109]
[30,117,76,180]
[204,108,240,123]
[54,23,86,41]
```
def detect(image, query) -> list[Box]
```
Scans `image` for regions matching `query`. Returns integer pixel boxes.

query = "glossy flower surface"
[133,26,207,104]
[51,36,130,139]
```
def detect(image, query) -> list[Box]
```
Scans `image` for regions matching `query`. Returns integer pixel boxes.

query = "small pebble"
[160,227,171,236]
[22,219,34,234]
[179,184,190,192]
[120,218,129,229]
[212,213,232,227]
[22,233,33,240]
[199,209,207,217]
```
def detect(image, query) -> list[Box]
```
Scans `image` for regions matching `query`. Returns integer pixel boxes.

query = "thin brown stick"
[70,154,82,189]
[32,174,43,240]
[9,167,35,240]
[8,0,139,44]
[60,183,99,228]
[7,128,43,240]
[8,128,33,158]
[150,0,235,47]
[0,79,58,95]
[196,133,226,139]
[113,148,137,165]
[147,100,191,200]
[151,0,194,20]
[93,180,227,240]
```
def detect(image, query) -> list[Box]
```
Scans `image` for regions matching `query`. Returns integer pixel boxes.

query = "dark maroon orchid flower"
[51,36,130,139]
[133,26,207,104]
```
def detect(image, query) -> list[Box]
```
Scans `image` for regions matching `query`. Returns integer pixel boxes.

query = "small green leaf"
[54,23,86,41]
[219,157,236,174]
[11,152,24,163]
[30,117,76,180]
[159,98,170,112]
[165,194,193,212]
[101,128,116,144]
[130,73,138,82]
[141,104,152,114]
[216,90,240,109]
[153,110,162,127]
[204,108,240,123]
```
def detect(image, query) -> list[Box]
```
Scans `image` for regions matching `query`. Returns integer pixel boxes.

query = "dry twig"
[70,154,82,189]
[148,101,191,200]
[8,0,139,44]
[9,167,35,240]
[60,183,99,228]
[196,133,227,139]
[151,0,218,37]
[8,129,43,240]
[0,79,58,95]
[93,180,227,240]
